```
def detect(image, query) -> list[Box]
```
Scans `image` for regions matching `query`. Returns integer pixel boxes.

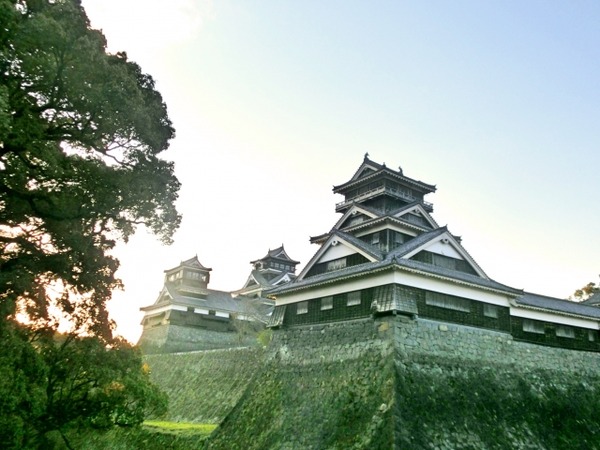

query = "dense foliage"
[0,325,168,448]
[0,0,180,447]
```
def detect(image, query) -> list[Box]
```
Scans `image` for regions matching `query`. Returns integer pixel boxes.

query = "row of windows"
[425,291,470,312]
[305,254,369,278]
[296,291,362,315]
[289,288,599,349]
[167,270,207,282]
[255,261,294,271]
[359,230,414,251]
[522,319,596,341]
[270,262,293,271]
[424,294,597,343]
[400,212,429,227]
[412,251,478,276]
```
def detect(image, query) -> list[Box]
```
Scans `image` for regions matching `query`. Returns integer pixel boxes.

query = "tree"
[0,0,180,447]
[0,325,168,449]
[570,279,600,302]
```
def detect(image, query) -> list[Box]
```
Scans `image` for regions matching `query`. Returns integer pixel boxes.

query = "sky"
[81,0,600,343]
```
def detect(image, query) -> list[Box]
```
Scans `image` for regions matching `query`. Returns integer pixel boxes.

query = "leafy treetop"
[570,279,600,302]
[0,0,181,337]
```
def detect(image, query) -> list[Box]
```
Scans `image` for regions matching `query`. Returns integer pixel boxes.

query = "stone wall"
[394,317,600,373]
[144,314,600,448]
[145,347,263,423]
[203,315,600,449]
[207,318,395,450]
[391,317,600,449]
[139,323,256,354]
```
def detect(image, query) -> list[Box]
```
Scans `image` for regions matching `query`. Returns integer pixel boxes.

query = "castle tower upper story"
[164,255,212,291]
[251,245,299,280]
[333,154,436,214]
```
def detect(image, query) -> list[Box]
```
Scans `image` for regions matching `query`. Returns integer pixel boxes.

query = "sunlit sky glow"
[81,0,600,343]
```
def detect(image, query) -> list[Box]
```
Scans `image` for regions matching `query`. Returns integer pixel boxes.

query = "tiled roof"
[372,284,418,315]
[164,255,212,273]
[388,227,448,258]
[268,255,521,297]
[267,305,286,327]
[333,230,385,260]
[582,291,600,306]
[515,292,600,319]
[339,214,432,236]
[251,245,300,265]
[248,270,270,287]
[388,202,421,216]
[345,155,384,181]
[143,282,265,316]
[333,157,436,193]
[311,201,435,244]
[268,260,389,295]
[393,258,521,294]
[271,271,297,285]
[388,226,487,278]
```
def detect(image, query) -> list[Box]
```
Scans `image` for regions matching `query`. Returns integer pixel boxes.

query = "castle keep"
[267,155,600,351]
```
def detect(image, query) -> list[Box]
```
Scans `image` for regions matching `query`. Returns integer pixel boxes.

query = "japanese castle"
[139,155,600,352]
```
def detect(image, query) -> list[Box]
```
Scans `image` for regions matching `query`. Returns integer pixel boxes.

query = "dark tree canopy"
[0,0,180,447]
[0,0,180,333]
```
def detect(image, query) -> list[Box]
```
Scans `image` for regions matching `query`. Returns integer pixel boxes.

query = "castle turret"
[138,256,270,353]
[237,245,299,297]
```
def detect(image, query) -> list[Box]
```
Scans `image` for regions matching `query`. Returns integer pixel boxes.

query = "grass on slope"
[143,420,217,435]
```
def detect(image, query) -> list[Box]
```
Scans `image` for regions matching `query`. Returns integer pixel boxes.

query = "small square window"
[297,301,308,315]
[556,325,575,339]
[347,291,361,306]
[371,233,380,245]
[588,330,597,342]
[523,319,544,334]
[321,296,333,310]
[326,258,347,271]
[483,304,499,318]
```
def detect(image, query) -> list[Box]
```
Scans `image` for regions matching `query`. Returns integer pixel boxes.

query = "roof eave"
[333,168,436,194]
[269,261,520,298]
[512,301,600,322]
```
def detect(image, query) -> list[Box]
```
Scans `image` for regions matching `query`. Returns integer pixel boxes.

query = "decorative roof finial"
[364,152,369,160]
[398,166,403,175]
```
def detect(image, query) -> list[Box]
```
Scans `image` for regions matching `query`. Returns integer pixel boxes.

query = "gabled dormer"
[164,256,212,290]
[299,231,381,280]
[393,203,439,230]
[333,204,382,232]
[398,229,487,278]
[333,154,436,214]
